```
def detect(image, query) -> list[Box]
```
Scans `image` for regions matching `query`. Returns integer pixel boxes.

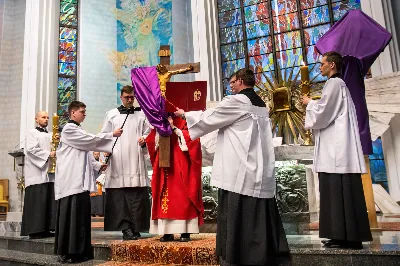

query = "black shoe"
[344,241,363,250]
[160,234,174,242]
[133,231,141,238]
[57,255,69,263]
[180,233,191,242]
[28,232,47,239]
[323,240,346,248]
[122,228,138,240]
[66,254,91,263]
[321,239,331,244]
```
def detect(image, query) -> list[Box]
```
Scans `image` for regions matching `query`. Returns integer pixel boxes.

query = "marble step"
[0,248,105,265]
[0,234,111,261]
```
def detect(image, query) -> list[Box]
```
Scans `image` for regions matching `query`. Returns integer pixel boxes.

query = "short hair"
[68,101,86,115]
[121,85,134,95]
[323,51,343,72]
[230,68,256,87]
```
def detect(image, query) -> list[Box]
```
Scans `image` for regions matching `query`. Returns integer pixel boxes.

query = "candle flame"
[301,61,306,66]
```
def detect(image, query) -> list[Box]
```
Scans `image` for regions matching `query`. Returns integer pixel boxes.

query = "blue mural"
[112,0,173,104]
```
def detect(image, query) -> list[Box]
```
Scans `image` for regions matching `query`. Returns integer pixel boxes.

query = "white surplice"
[100,108,150,188]
[186,94,276,199]
[55,123,113,200]
[24,129,53,187]
[305,77,366,174]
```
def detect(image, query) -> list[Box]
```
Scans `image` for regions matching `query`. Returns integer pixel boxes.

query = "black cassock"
[104,187,150,232]
[319,173,373,242]
[90,194,104,216]
[21,182,57,236]
[54,191,92,258]
[216,189,289,266]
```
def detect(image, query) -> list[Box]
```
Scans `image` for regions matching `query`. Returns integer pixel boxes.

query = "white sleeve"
[25,131,50,169]
[172,128,188,152]
[186,96,246,139]
[62,126,113,153]
[305,79,344,130]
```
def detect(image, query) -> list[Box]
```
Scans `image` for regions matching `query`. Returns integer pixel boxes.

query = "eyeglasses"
[229,79,239,85]
[122,96,135,100]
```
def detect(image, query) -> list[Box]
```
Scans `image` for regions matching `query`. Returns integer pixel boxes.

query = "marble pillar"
[20,0,59,143]
[191,0,223,101]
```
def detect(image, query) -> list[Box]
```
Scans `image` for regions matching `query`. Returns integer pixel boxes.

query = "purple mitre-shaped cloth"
[316,10,392,155]
[131,66,172,137]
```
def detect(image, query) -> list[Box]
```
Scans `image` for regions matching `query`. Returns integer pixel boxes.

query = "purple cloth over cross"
[316,10,392,155]
[131,66,172,137]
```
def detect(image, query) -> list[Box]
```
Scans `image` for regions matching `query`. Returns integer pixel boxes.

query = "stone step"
[0,234,111,261]
[0,248,105,265]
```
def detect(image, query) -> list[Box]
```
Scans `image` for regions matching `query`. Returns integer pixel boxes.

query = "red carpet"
[109,234,218,265]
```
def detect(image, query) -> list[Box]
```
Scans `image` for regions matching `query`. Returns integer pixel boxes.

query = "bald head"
[35,111,49,128]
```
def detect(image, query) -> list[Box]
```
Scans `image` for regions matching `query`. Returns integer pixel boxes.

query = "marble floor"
[0,229,399,255]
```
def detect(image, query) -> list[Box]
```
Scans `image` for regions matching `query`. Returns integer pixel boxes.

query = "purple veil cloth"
[316,10,392,155]
[131,66,172,137]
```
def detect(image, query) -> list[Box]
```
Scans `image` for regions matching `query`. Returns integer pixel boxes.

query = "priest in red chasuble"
[146,116,204,242]
[131,67,206,242]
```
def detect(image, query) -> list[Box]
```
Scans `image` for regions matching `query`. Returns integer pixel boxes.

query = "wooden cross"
[157,45,200,168]
[158,45,200,73]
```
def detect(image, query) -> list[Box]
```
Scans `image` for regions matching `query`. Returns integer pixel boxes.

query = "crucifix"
[157,45,201,168]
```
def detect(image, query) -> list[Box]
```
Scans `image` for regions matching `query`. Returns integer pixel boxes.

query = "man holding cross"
[100,85,151,240]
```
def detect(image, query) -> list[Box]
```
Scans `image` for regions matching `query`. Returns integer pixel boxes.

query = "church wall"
[0,0,26,212]
[78,0,118,134]
[171,0,194,82]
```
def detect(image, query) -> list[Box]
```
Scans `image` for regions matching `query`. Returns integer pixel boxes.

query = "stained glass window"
[58,0,78,127]
[220,26,243,44]
[218,0,361,95]
[301,5,330,27]
[332,0,361,21]
[246,19,271,39]
[300,0,328,10]
[304,24,331,45]
[274,31,302,51]
[272,13,300,33]
[244,2,270,22]
[369,138,389,192]
[219,9,242,28]
[221,42,245,61]
[249,53,274,73]
[248,36,273,56]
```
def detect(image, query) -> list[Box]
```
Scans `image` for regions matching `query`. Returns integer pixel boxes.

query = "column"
[20,0,59,143]
[360,0,395,76]
[191,0,223,101]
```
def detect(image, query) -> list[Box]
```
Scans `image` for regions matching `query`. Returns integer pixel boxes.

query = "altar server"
[100,85,151,240]
[90,152,105,217]
[21,111,57,239]
[54,101,122,263]
[175,68,289,265]
[302,51,372,249]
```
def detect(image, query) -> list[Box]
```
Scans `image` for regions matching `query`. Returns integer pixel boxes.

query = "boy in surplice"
[54,101,123,263]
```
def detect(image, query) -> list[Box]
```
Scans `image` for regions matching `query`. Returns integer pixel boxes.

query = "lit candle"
[300,62,310,95]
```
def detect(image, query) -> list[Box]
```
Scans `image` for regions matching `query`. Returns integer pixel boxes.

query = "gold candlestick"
[300,63,314,146]
[48,113,59,173]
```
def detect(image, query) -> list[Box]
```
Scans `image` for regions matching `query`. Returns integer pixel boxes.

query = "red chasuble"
[146,117,204,225]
